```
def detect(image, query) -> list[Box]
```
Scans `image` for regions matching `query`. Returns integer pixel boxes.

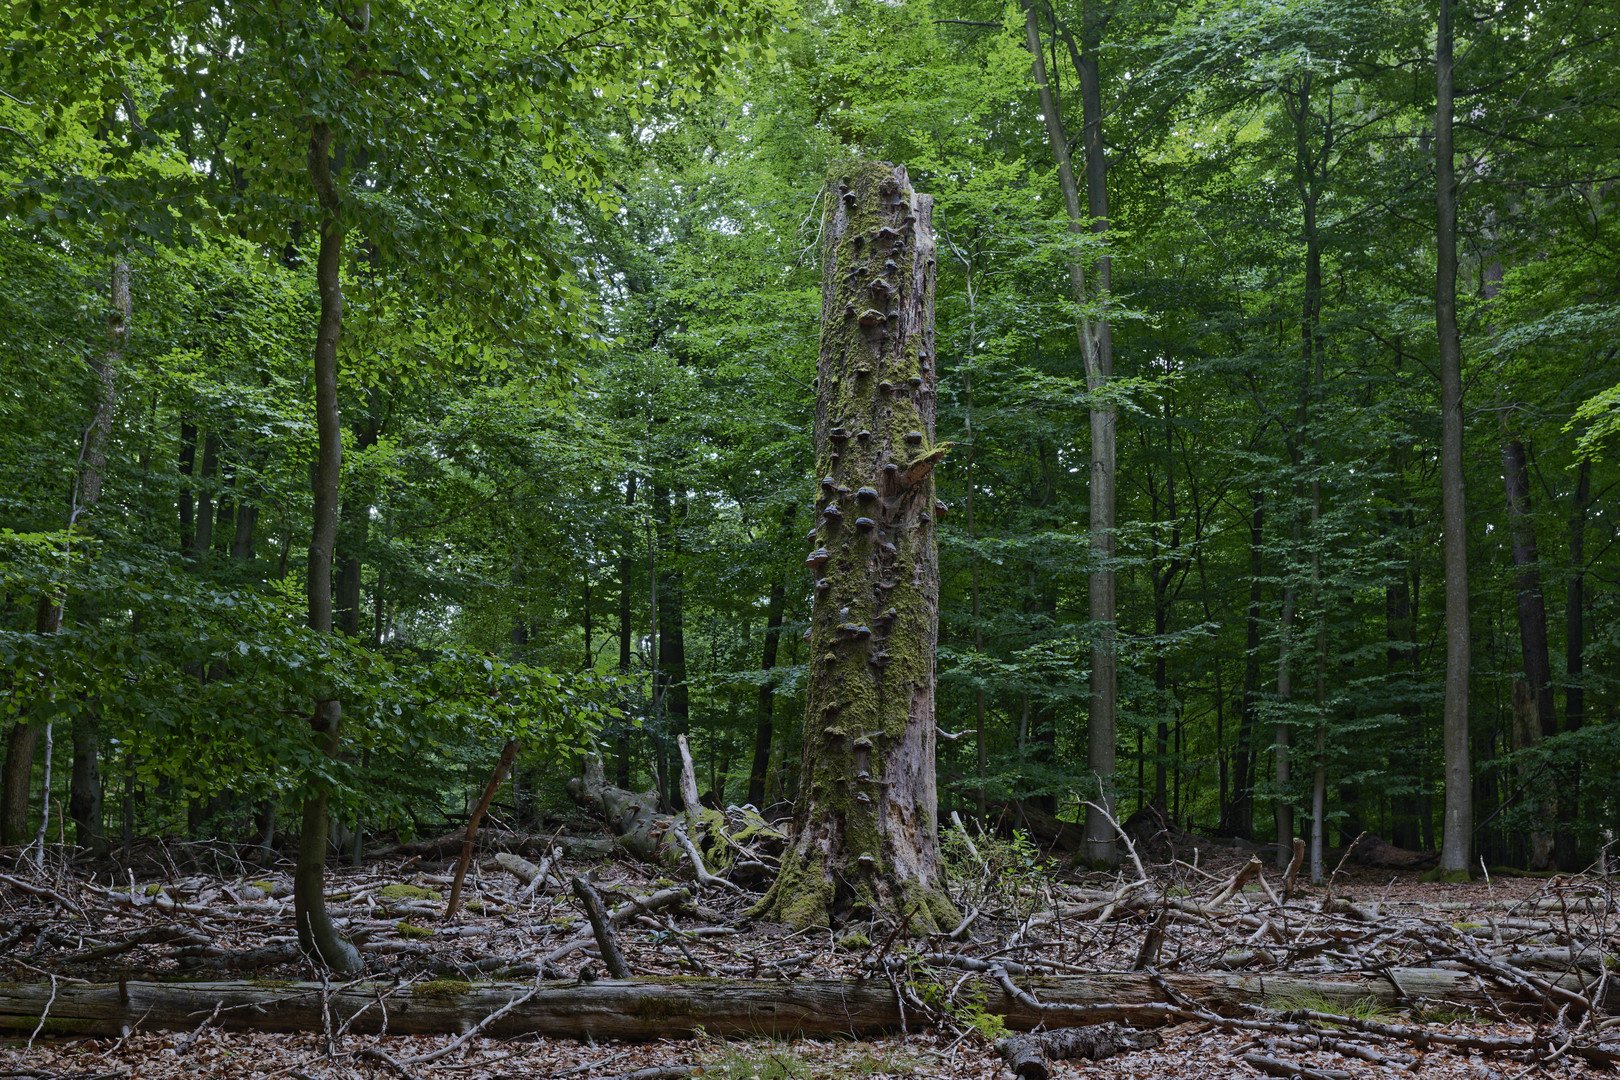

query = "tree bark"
[1435,0,1473,877]
[294,121,361,975]
[997,1025,1161,1079]
[1275,486,1298,869]
[1077,11,1117,867]
[760,162,954,932]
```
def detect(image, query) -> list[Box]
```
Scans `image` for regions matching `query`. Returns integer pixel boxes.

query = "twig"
[663,917,710,976]
[174,1000,223,1055]
[948,905,981,940]
[356,1046,425,1080]
[26,972,57,1054]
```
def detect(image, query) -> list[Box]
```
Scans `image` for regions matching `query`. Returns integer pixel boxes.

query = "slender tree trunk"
[1227,491,1263,840]
[1023,0,1115,865]
[67,256,127,856]
[616,475,637,789]
[653,485,688,807]
[230,478,260,561]
[5,256,125,848]
[189,432,220,561]
[1435,0,1473,877]
[1077,12,1117,867]
[748,506,795,808]
[1274,433,1304,870]
[760,162,954,932]
[294,122,360,974]
[1153,586,1169,810]
[960,264,987,821]
[0,604,52,844]
[1387,528,1422,849]
[1502,437,1556,868]
[178,420,197,555]
[1559,457,1589,868]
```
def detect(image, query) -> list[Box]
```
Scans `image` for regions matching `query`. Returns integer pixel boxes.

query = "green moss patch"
[414,978,474,1000]
[395,921,434,939]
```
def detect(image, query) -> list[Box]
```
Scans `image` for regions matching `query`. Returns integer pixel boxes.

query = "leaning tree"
[758,161,957,932]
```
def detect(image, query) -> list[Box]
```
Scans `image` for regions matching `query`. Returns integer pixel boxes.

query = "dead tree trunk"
[759,161,954,932]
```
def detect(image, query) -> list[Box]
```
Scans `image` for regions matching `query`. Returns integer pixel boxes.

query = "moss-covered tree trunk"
[761,161,954,933]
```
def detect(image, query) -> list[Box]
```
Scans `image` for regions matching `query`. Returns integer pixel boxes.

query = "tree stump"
[758,160,954,933]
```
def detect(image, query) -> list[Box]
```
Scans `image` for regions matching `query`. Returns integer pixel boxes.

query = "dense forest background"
[3,0,1617,873]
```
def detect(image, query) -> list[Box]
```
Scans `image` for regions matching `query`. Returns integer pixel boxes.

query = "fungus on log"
[756,161,954,932]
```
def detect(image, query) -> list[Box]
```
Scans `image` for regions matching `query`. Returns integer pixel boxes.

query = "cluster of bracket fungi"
[803,173,947,680]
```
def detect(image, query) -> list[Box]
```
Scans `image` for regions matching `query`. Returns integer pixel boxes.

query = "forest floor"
[2,815,1615,1079]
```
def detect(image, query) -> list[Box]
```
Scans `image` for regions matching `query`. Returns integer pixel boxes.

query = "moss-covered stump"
[757,160,955,934]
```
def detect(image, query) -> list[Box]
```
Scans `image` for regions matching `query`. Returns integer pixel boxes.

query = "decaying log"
[996,1024,1162,1079]
[1,967,1606,1041]
[566,752,784,874]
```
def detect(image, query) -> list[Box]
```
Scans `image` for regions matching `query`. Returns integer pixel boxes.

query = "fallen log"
[996,1025,1162,1079]
[1,967,1606,1041]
